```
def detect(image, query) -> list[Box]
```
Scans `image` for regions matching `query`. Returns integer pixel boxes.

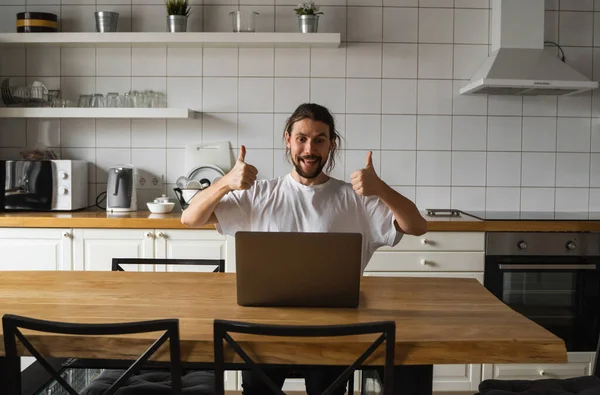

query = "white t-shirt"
[214,173,403,272]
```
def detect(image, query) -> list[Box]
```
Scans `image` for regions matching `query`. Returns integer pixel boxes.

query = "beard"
[293,154,326,179]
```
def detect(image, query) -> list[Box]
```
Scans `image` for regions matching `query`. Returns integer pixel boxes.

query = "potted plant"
[294,1,323,33]
[166,0,191,32]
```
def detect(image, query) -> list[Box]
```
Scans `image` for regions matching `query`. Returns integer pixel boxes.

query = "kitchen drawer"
[381,232,484,252]
[364,271,484,284]
[365,252,484,272]
[481,352,595,381]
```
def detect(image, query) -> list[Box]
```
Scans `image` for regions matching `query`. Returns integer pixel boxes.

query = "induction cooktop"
[425,209,600,221]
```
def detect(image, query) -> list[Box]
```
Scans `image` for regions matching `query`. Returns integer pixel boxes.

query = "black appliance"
[425,209,600,353]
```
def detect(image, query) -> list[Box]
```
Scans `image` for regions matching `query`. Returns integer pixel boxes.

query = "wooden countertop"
[0,209,599,232]
[0,271,566,366]
[0,209,212,230]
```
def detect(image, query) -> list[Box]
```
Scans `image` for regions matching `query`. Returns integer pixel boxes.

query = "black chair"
[111,257,225,273]
[477,331,600,395]
[2,314,182,395]
[213,319,396,395]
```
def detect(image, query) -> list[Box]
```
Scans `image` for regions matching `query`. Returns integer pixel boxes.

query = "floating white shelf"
[0,32,341,48]
[0,108,199,119]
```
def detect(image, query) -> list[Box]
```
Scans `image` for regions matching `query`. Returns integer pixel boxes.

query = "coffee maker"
[106,164,137,212]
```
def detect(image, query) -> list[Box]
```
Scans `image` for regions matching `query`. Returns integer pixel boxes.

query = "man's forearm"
[180,178,231,227]
[376,182,427,236]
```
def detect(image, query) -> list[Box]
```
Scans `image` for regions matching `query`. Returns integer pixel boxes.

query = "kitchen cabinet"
[72,229,155,271]
[155,229,228,272]
[70,228,232,272]
[482,352,596,381]
[364,231,485,273]
[0,228,72,271]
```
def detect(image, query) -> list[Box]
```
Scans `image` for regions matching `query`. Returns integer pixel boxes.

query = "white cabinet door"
[73,229,154,271]
[482,352,595,381]
[154,229,227,272]
[364,271,483,392]
[0,228,72,271]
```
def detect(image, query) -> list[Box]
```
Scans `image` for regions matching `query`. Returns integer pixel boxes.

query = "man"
[181,103,427,394]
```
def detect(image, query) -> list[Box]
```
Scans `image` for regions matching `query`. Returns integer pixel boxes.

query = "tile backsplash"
[1,0,600,212]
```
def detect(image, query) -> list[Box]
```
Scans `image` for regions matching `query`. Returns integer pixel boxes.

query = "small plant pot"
[297,14,319,33]
[167,15,187,32]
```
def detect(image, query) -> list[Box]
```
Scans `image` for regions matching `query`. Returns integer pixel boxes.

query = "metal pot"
[298,15,319,33]
[167,15,187,32]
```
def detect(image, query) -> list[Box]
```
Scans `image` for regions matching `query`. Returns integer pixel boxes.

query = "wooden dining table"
[0,271,566,395]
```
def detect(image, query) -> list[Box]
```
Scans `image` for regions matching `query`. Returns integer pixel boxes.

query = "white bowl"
[147,202,175,214]
[181,189,200,204]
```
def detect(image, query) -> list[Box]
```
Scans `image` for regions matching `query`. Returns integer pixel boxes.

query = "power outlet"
[136,171,163,189]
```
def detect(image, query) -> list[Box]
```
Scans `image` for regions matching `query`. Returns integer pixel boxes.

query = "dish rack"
[0,78,58,107]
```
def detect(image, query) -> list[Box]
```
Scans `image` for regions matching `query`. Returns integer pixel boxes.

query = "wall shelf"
[0,108,199,119]
[0,32,341,48]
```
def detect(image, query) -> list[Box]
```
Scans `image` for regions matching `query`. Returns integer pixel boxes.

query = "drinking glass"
[90,93,105,108]
[78,94,91,108]
[106,92,119,107]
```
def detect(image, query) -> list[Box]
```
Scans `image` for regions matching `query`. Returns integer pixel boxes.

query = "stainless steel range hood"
[460,0,598,96]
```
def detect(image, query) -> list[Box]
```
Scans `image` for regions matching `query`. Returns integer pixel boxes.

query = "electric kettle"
[106,164,137,212]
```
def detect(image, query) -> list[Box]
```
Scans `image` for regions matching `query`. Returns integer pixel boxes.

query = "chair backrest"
[213,319,395,395]
[111,257,225,273]
[2,314,182,395]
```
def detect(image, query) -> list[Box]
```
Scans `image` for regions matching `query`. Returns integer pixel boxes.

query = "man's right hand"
[223,145,258,191]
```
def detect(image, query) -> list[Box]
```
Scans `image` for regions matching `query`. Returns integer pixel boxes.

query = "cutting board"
[184,141,234,175]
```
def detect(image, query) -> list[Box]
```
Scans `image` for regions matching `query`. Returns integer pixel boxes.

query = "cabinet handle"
[157,232,166,239]
[145,232,155,238]
[63,232,72,239]
[539,370,546,377]
[420,259,429,266]
[421,238,429,245]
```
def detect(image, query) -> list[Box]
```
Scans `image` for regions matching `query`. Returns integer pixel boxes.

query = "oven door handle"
[498,264,597,270]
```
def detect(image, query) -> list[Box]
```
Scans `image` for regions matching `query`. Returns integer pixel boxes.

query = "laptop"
[235,231,363,308]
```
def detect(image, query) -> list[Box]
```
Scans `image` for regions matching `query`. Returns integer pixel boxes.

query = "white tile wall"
[1,1,599,213]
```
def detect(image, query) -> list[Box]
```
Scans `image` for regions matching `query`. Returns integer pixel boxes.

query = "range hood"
[460,0,598,96]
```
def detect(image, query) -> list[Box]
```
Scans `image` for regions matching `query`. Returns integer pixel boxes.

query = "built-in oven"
[485,232,600,352]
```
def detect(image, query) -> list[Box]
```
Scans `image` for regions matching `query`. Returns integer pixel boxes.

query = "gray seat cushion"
[478,376,600,395]
[82,369,215,395]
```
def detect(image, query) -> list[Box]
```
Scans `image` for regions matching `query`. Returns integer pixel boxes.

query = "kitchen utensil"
[147,202,175,213]
[95,11,119,32]
[184,141,233,175]
[17,12,58,33]
[147,195,175,214]
[176,176,189,189]
[173,188,201,210]
[229,10,259,33]
[185,180,201,189]
[106,164,136,212]
[186,164,225,190]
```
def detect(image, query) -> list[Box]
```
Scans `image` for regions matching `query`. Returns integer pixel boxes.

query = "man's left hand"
[351,151,383,197]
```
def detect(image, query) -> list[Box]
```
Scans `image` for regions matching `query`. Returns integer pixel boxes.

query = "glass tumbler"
[106,92,119,107]
[78,94,91,108]
[229,10,259,33]
[90,93,105,108]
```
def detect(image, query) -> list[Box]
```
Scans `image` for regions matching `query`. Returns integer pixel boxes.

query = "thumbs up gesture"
[224,145,258,191]
[351,151,382,197]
